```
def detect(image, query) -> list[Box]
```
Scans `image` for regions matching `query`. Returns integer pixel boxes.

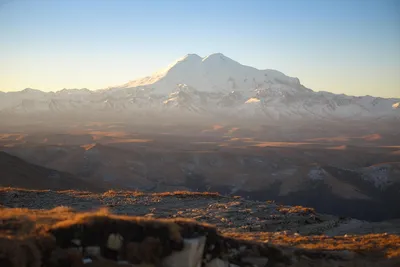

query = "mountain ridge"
[0,53,399,121]
[0,53,395,98]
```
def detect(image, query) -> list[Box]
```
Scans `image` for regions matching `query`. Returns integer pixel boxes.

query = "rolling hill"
[0,151,101,192]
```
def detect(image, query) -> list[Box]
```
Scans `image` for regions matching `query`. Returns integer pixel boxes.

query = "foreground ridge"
[2,188,400,236]
[1,188,400,266]
[0,207,399,267]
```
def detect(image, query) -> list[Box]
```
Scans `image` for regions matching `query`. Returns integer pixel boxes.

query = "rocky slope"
[2,189,400,236]
[1,189,400,267]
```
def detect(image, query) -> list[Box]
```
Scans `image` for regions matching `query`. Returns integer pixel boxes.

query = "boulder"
[163,236,206,267]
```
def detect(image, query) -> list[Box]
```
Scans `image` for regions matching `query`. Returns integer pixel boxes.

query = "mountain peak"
[185,53,201,59]
[175,53,237,66]
[161,53,202,73]
[122,52,306,93]
[21,88,43,93]
[202,53,234,62]
[177,53,202,62]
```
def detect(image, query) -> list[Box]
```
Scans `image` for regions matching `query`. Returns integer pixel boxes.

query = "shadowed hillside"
[0,151,101,192]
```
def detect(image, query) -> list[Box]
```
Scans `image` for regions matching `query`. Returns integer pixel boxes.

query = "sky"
[0,0,399,98]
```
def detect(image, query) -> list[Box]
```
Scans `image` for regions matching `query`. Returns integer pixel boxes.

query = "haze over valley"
[1,53,399,222]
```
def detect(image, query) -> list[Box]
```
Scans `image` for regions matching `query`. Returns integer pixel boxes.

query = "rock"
[130,264,155,267]
[125,242,140,263]
[71,239,81,246]
[116,261,130,264]
[70,238,83,253]
[125,236,163,264]
[163,236,206,267]
[328,250,355,261]
[83,258,93,264]
[85,246,101,257]
[107,233,124,251]
[124,236,164,264]
[204,258,230,267]
[83,258,135,267]
[241,256,269,266]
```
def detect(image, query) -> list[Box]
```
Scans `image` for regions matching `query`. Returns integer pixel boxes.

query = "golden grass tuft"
[152,191,222,198]
[1,188,400,263]
[0,206,399,266]
[277,205,316,215]
[225,232,400,259]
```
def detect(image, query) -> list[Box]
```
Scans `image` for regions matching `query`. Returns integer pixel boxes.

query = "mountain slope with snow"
[0,53,399,121]
[120,53,307,95]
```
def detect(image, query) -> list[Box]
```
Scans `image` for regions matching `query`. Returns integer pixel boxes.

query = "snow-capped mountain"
[119,53,307,94]
[1,53,399,121]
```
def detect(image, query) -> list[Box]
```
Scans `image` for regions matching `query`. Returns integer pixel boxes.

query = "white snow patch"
[361,164,392,188]
[1,53,399,121]
[308,167,327,180]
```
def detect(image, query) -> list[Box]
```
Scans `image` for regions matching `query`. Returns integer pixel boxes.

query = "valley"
[1,118,399,221]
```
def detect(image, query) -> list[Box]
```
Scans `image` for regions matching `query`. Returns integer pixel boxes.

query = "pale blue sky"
[0,0,399,97]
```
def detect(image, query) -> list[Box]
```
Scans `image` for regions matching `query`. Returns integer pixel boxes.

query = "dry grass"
[0,206,400,267]
[0,206,220,266]
[0,206,216,241]
[1,188,400,264]
[151,191,222,198]
[1,187,223,199]
[225,232,400,259]
[1,207,399,260]
[250,141,312,148]
[0,187,52,193]
[100,189,223,199]
[277,206,316,215]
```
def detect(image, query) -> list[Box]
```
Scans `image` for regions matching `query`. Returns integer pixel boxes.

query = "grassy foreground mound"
[0,206,399,267]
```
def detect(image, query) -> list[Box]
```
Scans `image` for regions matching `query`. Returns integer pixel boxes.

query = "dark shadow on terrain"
[183,171,400,221]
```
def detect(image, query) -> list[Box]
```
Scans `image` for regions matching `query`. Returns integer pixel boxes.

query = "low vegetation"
[225,232,400,259]
[1,206,400,260]
[1,188,400,266]
[101,189,223,199]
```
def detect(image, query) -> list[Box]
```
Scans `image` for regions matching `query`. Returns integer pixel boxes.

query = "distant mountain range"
[1,53,399,121]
